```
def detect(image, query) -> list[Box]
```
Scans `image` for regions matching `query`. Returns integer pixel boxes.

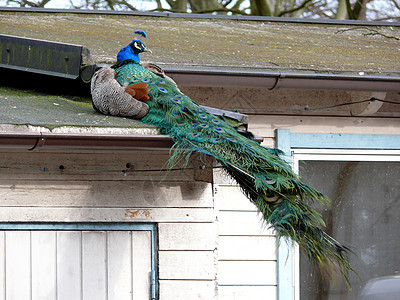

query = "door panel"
[0,228,153,300]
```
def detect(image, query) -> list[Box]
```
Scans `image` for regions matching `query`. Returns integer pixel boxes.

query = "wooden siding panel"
[159,280,216,300]
[5,231,31,300]
[218,261,277,285]
[57,231,81,300]
[214,185,257,212]
[218,236,276,261]
[82,231,107,300]
[248,115,400,138]
[0,181,212,208]
[31,231,57,300]
[0,151,205,182]
[0,207,215,223]
[159,251,215,280]
[158,223,217,250]
[218,211,274,236]
[107,231,132,300]
[218,285,277,300]
[132,231,152,299]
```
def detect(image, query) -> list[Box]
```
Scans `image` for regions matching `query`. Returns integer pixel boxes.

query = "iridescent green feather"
[112,59,355,286]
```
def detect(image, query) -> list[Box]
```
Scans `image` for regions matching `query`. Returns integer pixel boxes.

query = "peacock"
[91,31,355,285]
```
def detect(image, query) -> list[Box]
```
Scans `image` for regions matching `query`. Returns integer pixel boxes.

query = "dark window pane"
[299,161,400,300]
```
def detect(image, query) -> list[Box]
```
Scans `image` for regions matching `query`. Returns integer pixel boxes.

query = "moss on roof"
[0,86,157,132]
[0,11,399,76]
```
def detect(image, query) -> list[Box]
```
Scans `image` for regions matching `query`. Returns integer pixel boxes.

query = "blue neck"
[117,45,140,63]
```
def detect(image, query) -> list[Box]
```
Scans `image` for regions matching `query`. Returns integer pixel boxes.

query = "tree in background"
[1,0,399,21]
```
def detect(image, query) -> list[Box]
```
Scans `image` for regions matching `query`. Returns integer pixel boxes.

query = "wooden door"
[0,224,155,300]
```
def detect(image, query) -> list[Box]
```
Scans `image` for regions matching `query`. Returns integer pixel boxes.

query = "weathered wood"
[218,285,277,300]
[158,251,215,280]
[158,223,217,250]
[218,236,276,261]
[0,180,213,208]
[218,211,274,236]
[107,231,132,299]
[0,207,215,222]
[132,231,152,299]
[31,231,57,300]
[0,228,155,299]
[218,261,277,285]
[248,115,400,139]
[57,231,81,300]
[159,280,216,300]
[0,150,212,182]
[82,231,107,300]
[5,231,31,300]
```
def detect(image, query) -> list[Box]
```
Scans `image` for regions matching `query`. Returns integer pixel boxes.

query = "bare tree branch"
[277,0,314,16]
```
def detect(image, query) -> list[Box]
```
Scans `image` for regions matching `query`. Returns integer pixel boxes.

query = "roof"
[1,8,399,78]
[0,9,399,148]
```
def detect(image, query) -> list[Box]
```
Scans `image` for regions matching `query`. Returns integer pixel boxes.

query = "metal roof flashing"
[0,34,94,80]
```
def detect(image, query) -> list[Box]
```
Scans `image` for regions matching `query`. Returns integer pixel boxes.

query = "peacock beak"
[143,46,152,53]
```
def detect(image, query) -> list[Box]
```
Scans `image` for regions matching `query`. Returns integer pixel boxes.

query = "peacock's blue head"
[117,39,151,63]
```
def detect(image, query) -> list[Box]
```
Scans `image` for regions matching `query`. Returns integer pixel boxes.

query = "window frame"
[275,129,400,300]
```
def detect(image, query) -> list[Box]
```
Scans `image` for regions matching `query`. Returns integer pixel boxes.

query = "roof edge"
[0,132,174,150]
[165,68,400,92]
[1,6,399,27]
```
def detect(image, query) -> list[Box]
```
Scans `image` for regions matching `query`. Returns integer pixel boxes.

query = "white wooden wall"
[0,230,151,300]
[214,170,277,300]
[2,112,399,299]
[0,149,217,300]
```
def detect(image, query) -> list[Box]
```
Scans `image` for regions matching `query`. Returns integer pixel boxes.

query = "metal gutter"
[0,132,174,150]
[0,131,264,150]
[0,7,399,27]
[165,68,400,92]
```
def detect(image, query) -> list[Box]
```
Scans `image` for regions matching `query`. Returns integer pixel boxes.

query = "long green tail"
[112,59,355,285]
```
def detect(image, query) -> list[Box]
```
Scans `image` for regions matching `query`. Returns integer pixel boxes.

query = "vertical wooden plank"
[107,231,132,300]
[5,231,31,300]
[132,231,151,299]
[0,231,5,300]
[31,231,57,300]
[57,231,82,300]
[276,128,294,300]
[82,231,107,300]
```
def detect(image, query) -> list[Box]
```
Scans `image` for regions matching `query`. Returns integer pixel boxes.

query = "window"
[275,129,400,300]
[293,150,400,299]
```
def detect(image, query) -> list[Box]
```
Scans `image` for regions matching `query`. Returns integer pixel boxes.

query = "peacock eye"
[133,42,141,50]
